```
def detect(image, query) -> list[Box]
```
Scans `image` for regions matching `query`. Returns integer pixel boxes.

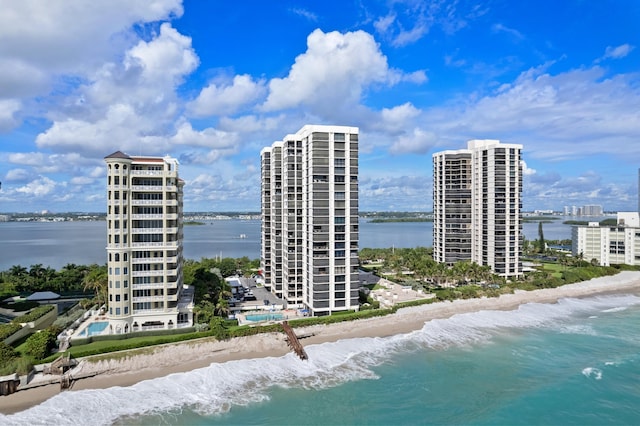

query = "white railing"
[132,270,164,277]
[131,185,163,191]
[132,283,165,290]
[131,227,164,234]
[131,257,164,264]
[131,200,163,206]
[131,242,177,247]
[140,324,166,331]
[131,214,163,219]
[132,308,165,314]
[132,296,165,302]
[130,170,164,176]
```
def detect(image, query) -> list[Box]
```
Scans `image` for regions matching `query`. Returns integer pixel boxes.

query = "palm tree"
[82,265,108,308]
[9,265,28,277]
[215,297,230,318]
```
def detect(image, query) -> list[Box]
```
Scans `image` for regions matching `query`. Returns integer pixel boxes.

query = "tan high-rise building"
[261,125,360,315]
[104,151,193,334]
[433,140,523,277]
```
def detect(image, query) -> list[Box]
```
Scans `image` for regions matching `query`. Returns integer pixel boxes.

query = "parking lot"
[227,276,286,311]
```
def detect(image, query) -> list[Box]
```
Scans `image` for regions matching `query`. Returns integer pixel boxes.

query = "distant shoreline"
[2,271,639,415]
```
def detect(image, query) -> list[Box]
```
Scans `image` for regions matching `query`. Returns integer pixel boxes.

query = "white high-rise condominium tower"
[104,151,193,334]
[261,125,360,316]
[433,140,523,277]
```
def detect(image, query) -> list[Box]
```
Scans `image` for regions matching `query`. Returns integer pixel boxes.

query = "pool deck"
[68,314,110,340]
[236,309,301,326]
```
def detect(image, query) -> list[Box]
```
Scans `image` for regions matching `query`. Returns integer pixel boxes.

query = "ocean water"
[3,293,640,425]
[0,217,591,271]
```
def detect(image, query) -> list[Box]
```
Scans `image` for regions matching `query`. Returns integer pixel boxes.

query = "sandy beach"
[2,271,640,415]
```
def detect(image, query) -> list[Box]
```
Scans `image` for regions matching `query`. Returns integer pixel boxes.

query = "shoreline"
[2,271,640,415]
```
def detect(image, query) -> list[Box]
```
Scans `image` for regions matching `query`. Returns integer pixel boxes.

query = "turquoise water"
[245,313,284,322]
[79,321,109,337]
[3,294,640,425]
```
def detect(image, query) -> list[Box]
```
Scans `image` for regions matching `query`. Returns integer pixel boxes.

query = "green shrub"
[69,326,198,346]
[210,317,230,340]
[0,342,18,364]
[61,331,214,360]
[0,323,23,341]
[13,305,54,324]
[23,328,57,360]
[0,356,33,376]
[0,300,39,312]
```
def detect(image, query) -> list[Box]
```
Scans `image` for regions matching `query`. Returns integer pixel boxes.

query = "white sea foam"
[2,294,638,425]
[582,367,603,380]
[601,306,628,313]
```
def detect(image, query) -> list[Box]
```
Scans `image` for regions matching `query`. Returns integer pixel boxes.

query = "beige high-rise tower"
[261,125,360,315]
[104,151,192,334]
[433,140,523,277]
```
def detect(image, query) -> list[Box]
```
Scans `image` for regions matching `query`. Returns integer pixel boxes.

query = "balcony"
[131,214,164,220]
[132,296,166,303]
[132,270,164,277]
[132,283,165,290]
[131,199,163,206]
[131,227,164,234]
[131,257,164,264]
[132,308,166,314]
[130,170,164,177]
[131,185,163,191]
[131,241,179,248]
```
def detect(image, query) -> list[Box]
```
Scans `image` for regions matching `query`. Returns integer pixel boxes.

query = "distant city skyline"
[0,1,639,213]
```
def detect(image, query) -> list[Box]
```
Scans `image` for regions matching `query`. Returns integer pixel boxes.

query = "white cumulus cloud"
[262,29,423,115]
[15,176,57,197]
[188,74,266,117]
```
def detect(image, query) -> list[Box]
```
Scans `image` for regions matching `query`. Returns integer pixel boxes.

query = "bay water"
[2,293,639,425]
[0,217,587,271]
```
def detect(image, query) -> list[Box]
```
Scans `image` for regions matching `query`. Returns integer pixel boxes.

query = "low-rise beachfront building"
[261,125,360,316]
[572,212,640,266]
[104,151,193,334]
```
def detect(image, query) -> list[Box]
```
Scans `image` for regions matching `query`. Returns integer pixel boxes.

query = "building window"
[116,281,120,288]
[116,308,121,315]
[115,267,120,275]
[124,307,129,314]
[124,280,128,288]
[116,295,121,302]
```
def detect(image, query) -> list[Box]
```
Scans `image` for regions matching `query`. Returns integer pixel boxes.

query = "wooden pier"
[281,321,308,360]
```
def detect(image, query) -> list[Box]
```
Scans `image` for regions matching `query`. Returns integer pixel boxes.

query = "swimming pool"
[79,321,109,337]
[245,313,284,322]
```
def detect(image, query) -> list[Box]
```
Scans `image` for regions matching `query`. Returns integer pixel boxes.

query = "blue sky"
[0,0,639,213]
